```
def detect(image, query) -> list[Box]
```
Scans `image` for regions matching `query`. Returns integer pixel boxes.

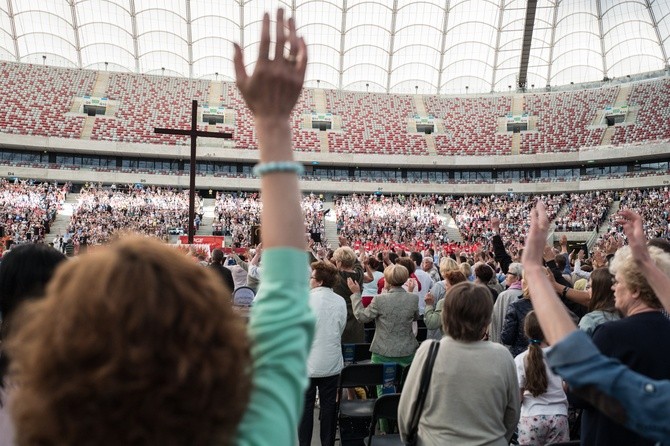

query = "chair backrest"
[354,343,372,363]
[372,393,401,421]
[338,363,385,388]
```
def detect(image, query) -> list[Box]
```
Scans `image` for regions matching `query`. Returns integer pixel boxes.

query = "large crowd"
[335,194,447,248]
[213,192,326,247]
[0,11,668,446]
[66,185,199,245]
[0,179,68,245]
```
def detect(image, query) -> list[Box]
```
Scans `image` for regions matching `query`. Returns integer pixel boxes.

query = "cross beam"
[155,99,232,244]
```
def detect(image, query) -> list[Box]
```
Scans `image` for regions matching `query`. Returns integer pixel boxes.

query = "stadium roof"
[0,0,668,94]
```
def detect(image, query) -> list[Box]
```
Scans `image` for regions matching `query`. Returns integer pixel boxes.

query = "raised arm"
[617,209,670,312]
[232,10,314,446]
[521,202,577,345]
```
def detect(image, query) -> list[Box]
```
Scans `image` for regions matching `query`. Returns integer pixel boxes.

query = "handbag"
[404,340,440,446]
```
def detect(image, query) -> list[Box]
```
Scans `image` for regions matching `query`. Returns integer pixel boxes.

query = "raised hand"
[233,10,307,120]
[522,202,549,272]
[617,210,650,263]
[425,291,435,307]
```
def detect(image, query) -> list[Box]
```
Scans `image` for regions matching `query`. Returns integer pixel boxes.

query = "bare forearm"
[639,256,670,312]
[525,267,578,345]
[257,118,305,250]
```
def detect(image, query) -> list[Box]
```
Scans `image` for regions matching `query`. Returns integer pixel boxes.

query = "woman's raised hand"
[233,9,307,120]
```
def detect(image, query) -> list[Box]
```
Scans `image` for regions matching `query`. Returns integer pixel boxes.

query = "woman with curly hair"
[514,311,569,445]
[6,9,314,446]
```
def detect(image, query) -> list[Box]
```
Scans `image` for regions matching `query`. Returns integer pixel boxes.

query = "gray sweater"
[398,337,520,446]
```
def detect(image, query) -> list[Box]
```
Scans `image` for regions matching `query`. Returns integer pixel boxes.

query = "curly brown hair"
[6,236,251,446]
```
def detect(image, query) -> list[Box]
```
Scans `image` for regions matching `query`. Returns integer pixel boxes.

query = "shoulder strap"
[405,340,440,444]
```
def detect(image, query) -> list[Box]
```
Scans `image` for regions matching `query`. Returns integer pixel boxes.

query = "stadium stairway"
[443,214,463,243]
[323,200,338,247]
[196,198,216,235]
[49,193,78,238]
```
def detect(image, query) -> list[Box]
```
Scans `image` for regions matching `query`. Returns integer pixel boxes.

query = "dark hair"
[388,252,399,265]
[396,257,416,275]
[0,244,66,389]
[555,255,566,271]
[366,257,382,272]
[589,267,616,313]
[442,282,492,341]
[311,261,339,288]
[409,251,422,266]
[0,244,66,321]
[523,311,548,397]
[474,263,494,283]
[211,248,224,264]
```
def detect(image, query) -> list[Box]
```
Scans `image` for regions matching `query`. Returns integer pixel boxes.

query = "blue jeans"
[298,374,339,446]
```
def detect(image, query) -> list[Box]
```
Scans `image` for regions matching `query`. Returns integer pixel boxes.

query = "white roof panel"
[0,0,665,93]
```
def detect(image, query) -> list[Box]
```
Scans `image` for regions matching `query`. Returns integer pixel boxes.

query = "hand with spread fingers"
[233,9,307,120]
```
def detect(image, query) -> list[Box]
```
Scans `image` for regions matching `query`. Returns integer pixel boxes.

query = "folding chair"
[341,343,372,365]
[365,394,403,446]
[335,363,386,445]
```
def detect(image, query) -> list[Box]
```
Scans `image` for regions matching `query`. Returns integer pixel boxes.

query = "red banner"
[179,236,225,251]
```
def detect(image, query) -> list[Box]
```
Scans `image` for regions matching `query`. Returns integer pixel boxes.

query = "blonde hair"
[332,246,357,269]
[384,264,410,287]
[609,245,670,309]
[439,257,459,277]
[458,262,472,279]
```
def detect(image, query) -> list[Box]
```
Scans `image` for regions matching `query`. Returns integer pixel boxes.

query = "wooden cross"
[155,99,232,244]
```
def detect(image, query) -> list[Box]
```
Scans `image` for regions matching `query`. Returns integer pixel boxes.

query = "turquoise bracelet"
[253,161,305,177]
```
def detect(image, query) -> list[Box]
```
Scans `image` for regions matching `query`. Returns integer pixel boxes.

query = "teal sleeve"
[235,248,315,446]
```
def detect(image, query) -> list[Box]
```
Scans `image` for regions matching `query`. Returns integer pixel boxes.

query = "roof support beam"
[644,0,668,67]
[186,0,193,77]
[546,1,559,86]
[129,0,140,72]
[338,1,347,89]
[386,0,398,93]
[238,1,244,50]
[6,0,20,62]
[595,0,608,79]
[436,0,451,95]
[490,0,506,92]
[518,0,538,90]
[68,0,82,68]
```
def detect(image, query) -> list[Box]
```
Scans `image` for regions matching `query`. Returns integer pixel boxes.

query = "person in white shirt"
[514,310,569,445]
[409,252,434,316]
[299,261,347,446]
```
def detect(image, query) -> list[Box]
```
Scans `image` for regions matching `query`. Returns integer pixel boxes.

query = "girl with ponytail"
[514,310,570,445]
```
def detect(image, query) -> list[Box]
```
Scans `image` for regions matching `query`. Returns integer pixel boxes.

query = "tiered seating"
[325,91,428,155]
[91,74,210,144]
[221,82,257,149]
[521,87,618,153]
[0,62,95,138]
[425,95,512,155]
[611,79,670,145]
[291,89,321,152]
